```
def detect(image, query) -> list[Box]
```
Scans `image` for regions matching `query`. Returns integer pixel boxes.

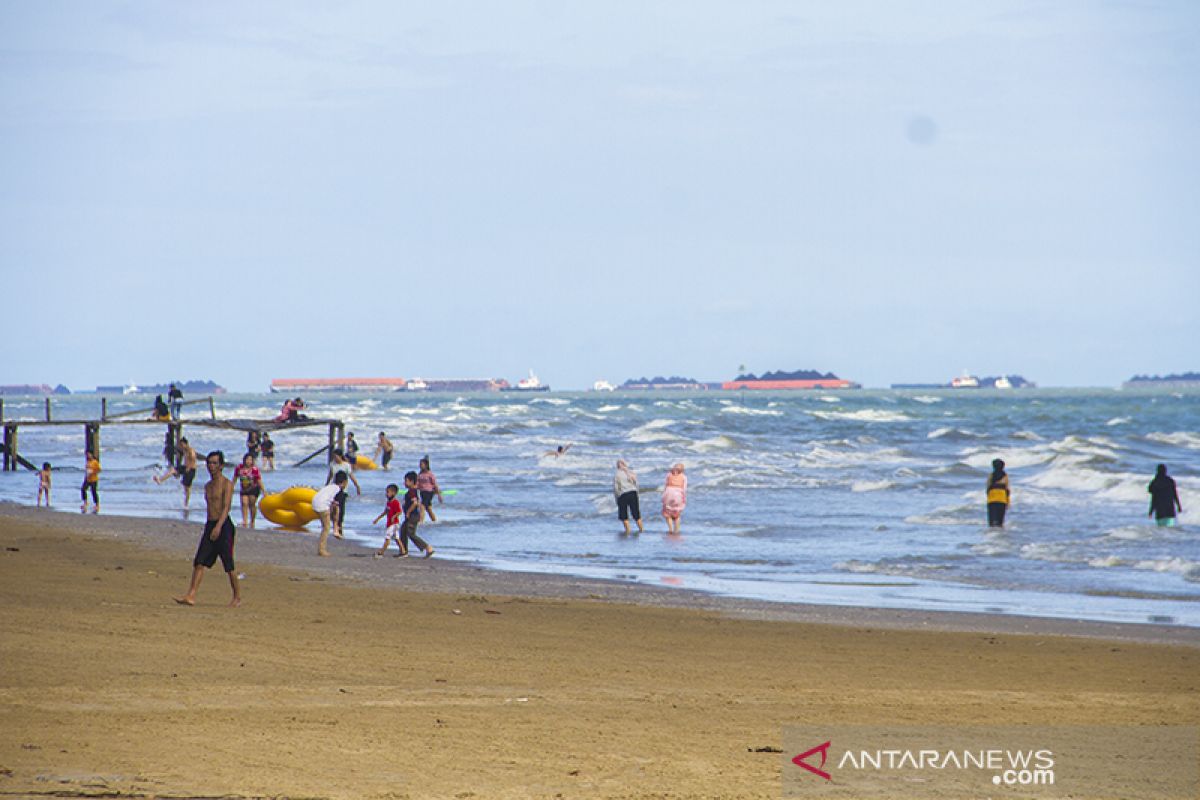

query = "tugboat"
[502,370,550,392]
[404,378,429,392]
[592,380,616,392]
[993,376,1013,389]
[950,372,980,389]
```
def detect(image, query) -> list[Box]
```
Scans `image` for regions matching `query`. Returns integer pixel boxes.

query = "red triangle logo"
[792,741,832,781]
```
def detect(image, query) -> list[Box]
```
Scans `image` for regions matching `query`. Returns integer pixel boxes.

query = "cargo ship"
[501,370,550,392]
[722,369,860,391]
[620,376,718,391]
[1123,372,1200,389]
[272,377,512,393]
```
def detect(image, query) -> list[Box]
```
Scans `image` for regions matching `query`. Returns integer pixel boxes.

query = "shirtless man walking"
[174,450,241,607]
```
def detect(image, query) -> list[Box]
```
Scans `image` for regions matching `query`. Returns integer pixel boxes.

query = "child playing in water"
[37,462,51,507]
[81,450,100,513]
[372,483,404,557]
[417,455,443,522]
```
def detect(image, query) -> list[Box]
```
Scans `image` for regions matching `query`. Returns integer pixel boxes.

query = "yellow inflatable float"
[259,486,319,529]
[355,454,379,470]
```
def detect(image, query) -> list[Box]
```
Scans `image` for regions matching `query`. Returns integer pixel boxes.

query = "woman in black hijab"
[1148,464,1182,527]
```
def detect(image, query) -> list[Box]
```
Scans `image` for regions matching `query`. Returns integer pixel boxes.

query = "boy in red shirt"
[372,484,404,557]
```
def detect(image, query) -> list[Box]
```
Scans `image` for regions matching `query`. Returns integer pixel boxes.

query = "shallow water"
[2,388,1197,626]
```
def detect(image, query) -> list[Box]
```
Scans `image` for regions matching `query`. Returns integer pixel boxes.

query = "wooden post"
[209,397,215,420]
[2,424,11,471]
[8,425,17,472]
[0,398,4,421]
[335,422,345,454]
[45,397,52,421]
[101,397,108,420]
[327,423,336,464]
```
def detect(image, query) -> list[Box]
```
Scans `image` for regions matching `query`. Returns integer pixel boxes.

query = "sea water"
[1,389,1197,627]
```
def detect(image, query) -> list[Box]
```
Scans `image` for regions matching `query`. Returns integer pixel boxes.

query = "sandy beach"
[1,503,1197,799]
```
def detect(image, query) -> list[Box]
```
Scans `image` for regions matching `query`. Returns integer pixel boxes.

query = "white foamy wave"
[852,479,896,492]
[1088,555,1129,568]
[927,427,986,440]
[720,406,783,416]
[911,395,942,404]
[628,418,681,443]
[1026,463,1147,502]
[809,409,911,423]
[530,397,570,406]
[1145,431,1200,450]
[1132,557,1200,582]
[1105,417,1131,427]
[818,396,840,403]
[597,405,621,413]
[689,435,740,452]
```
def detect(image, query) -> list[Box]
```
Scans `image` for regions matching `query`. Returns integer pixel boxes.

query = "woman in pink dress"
[660,463,687,534]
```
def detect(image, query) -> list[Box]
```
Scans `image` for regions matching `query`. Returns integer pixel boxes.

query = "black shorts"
[194,518,236,572]
[419,490,436,507]
[261,446,274,458]
[381,450,393,468]
[617,490,641,521]
[241,487,261,499]
[180,468,197,488]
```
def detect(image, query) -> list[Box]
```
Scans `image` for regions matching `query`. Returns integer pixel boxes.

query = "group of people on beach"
[608,458,689,535]
[984,459,1183,529]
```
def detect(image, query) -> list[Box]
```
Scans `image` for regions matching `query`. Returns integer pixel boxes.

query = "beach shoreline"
[1,504,1198,798]
[3,502,1197,645]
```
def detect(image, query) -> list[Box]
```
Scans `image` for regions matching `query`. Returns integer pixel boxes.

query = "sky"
[1,1,1197,391]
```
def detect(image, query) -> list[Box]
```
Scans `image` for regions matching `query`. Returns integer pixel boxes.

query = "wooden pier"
[0,397,345,472]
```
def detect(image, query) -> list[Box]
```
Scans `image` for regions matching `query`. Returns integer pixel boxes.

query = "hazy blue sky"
[2,1,1197,390]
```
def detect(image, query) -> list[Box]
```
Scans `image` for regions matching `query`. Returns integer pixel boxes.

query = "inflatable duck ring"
[259,486,319,529]
[355,454,379,471]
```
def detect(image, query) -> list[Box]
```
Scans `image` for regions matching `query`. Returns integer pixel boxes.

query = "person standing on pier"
[168,383,184,420]
[174,450,241,607]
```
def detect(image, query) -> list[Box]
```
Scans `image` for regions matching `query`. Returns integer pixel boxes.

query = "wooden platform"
[0,397,345,471]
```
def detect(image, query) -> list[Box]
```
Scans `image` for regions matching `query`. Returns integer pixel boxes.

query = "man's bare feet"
[424,547,435,559]
[174,596,195,606]
[334,531,344,540]
[318,550,330,557]
[228,598,241,608]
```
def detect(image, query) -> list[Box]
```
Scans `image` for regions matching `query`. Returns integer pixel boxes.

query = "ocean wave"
[851,479,895,492]
[1145,431,1200,450]
[911,395,943,404]
[927,427,986,441]
[530,397,570,406]
[1105,417,1131,427]
[597,405,622,413]
[1132,557,1200,582]
[719,406,783,416]
[808,409,911,423]
[689,435,740,452]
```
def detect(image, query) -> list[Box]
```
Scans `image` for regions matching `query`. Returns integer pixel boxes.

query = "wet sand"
[1,504,1197,798]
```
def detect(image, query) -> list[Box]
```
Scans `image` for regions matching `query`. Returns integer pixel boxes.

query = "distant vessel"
[502,370,550,392]
[592,380,616,392]
[123,383,140,395]
[1123,372,1200,389]
[993,376,1012,389]
[722,369,860,391]
[405,378,429,392]
[950,372,980,389]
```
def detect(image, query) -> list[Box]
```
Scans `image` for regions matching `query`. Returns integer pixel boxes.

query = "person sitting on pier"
[152,395,170,421]
[274,397,308,423]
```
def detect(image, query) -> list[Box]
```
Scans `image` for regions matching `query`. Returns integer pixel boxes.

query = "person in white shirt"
[312,473,347,556]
